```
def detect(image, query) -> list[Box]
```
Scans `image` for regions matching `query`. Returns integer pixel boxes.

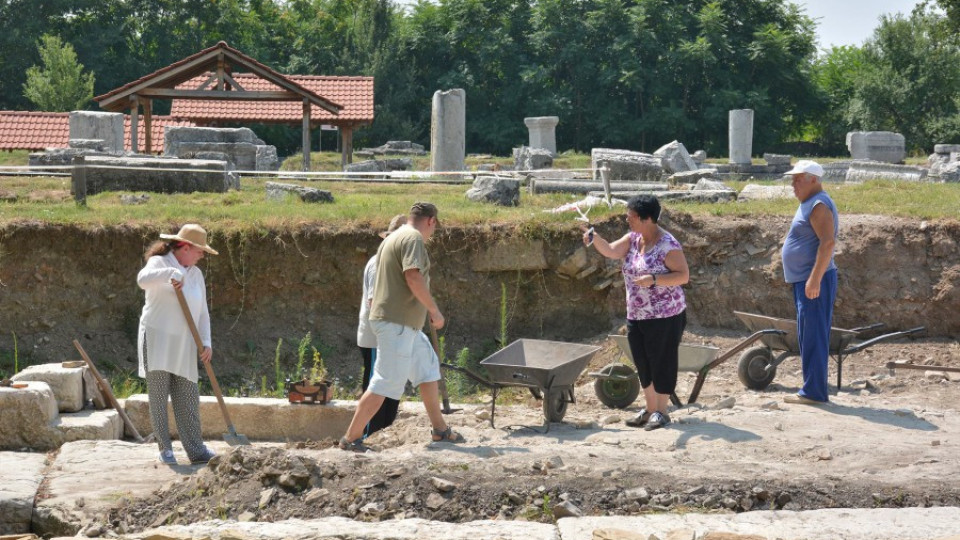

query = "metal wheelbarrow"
[733,311,925,391]
[592,328,785,408]
[440,338,601,431]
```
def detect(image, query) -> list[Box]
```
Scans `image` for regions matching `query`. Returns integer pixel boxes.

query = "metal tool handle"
[173,284,237,434]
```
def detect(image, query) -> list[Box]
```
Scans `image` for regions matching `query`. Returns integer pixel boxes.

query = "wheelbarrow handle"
[843,326,926,355]
[439,362,499,390]
[849,322,885,334]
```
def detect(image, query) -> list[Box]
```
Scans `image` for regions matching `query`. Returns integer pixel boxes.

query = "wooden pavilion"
[94,41,367,171]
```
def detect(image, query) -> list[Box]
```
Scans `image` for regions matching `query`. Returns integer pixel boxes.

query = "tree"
[23,34,95,111]
[845,9,960,152]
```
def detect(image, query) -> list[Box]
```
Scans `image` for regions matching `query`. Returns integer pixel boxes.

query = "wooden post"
[340,125,353,169]
[129,95,139,153]
[143,98,153,155]
[72,155,86,206]
[302,98,311,172]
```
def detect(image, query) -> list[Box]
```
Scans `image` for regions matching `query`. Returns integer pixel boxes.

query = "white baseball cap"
[785,159,824,178]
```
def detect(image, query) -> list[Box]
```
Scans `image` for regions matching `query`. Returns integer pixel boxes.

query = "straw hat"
[378,214,407,239]
[160,224,219,255]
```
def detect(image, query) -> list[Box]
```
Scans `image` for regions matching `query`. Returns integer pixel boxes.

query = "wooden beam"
[302,98,311,172]
[223,70,245,92]
[142,98,153,154]
[129,95,139,153]
[340,125,353,169]
[217,53,225,91]
[137,88,303,100]
[97,48,223,110]
[195,73,217,91]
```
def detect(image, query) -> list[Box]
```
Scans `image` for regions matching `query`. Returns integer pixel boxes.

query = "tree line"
[2,0,959,157]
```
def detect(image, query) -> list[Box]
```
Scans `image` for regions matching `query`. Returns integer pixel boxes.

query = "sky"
[795,0,924,49]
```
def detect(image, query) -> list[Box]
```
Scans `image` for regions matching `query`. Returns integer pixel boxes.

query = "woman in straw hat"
[137,224,219,465]
[356,214,406,437]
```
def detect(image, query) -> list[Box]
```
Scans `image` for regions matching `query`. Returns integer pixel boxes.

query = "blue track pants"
[792,268,837,402]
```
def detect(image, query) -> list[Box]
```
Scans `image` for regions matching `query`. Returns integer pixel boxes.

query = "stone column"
[430,89,466,172]
[524,116,559,154]
[728,109,754,165]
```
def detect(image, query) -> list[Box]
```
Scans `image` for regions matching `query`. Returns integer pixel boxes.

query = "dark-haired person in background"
[586,195,689,431]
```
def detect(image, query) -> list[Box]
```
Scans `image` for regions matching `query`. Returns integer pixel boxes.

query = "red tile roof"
[94,41,340,115]
[171,73,374,125]
[0,111,195,153]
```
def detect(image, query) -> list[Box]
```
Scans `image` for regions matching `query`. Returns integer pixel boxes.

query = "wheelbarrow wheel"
[594,363,641,409]
[542,389,568,423]
[737,346,776,390]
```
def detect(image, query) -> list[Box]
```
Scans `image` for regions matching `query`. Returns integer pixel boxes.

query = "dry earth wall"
[0,215,957,380]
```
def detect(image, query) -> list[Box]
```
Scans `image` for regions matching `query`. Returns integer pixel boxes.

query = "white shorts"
[368,320,441,400]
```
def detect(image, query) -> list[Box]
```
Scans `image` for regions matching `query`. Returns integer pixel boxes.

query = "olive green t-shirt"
[369,225,431,329]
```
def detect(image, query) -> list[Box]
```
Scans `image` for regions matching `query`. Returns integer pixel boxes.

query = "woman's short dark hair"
[627,195,661,222]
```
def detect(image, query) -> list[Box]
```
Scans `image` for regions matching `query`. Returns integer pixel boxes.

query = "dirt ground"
[100,324,960,535]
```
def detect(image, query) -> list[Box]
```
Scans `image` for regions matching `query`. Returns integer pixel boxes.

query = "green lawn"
[1,151,957,230]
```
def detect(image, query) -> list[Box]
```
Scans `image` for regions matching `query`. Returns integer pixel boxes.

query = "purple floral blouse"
[622,230,686,321]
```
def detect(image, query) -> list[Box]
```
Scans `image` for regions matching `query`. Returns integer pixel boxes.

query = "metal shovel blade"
[224,426,251,446]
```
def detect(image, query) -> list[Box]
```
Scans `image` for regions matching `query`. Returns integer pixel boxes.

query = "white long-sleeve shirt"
[356,254,379,348]
[137,252,211,381]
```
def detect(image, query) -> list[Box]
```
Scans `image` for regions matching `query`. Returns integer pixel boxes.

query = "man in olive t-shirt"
[340,202,463,450]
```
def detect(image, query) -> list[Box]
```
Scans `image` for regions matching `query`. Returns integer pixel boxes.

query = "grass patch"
[1,151,958,228]
[0,150,30,167]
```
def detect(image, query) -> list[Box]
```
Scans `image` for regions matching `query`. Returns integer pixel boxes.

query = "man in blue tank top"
[781,160,838,404]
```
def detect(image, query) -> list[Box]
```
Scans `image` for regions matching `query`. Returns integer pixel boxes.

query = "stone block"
[345,160,385,173]
[691,150,707,164]
[123,394,356,441]
[265,182,334,203]
[737,184,794,201]
[668,169,720,186]
[694,179,733,192]
[820,160,853,183]
[844,161,927,183]
[78,155,233,194]
[763,153,791,166]
[846,131,906,163]
[69,111,124,153]
[164,126,263,149]
[0,451,46,534]
[935,161,960,182]
[934,144,960,154]
[0,382,60,451]
[556,247,589,277]
[68,139,106,151]
[465,176,520,206]
[514,146,554,171]
[55,410,123,443]
[591,148,663,182]
[359,141,427,156]
[177,141,259,170]
[12,363,85,412]
[654,140,697,174]
[728,109,754,164]
[590,190,736,203]
[472,240,547,272]
[430,89,466,172]
[255,145,280,171]
[524,116,559,154]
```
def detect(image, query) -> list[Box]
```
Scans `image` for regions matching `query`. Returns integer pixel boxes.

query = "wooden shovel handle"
[73,340,144,442]
[173,285,235,430]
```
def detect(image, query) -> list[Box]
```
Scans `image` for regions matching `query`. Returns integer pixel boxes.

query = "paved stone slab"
[558,508,960,540]
[0,452,47,534]
[33,439,224,537]
[123,395,354,442]
[128,517,558,540]
[845,161,927,183]
[737,184,794,201]
[12,363,85,412]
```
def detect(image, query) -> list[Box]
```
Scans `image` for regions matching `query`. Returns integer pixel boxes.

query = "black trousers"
[360,346,400,436]
[626,311,687,395]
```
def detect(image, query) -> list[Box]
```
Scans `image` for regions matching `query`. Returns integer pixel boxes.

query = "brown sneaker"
[339,436,373,453]
[625,408,650,428]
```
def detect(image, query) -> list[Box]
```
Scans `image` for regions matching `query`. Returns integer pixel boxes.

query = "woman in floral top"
[585,195,689,430]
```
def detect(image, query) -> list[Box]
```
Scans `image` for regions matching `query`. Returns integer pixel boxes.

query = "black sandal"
[625,408,650,428]
[430,426,465,443]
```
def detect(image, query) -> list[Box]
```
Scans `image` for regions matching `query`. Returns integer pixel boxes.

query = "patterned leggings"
[142,332,206,460]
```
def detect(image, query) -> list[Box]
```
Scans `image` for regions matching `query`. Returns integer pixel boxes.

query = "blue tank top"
[781,191,838,283]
